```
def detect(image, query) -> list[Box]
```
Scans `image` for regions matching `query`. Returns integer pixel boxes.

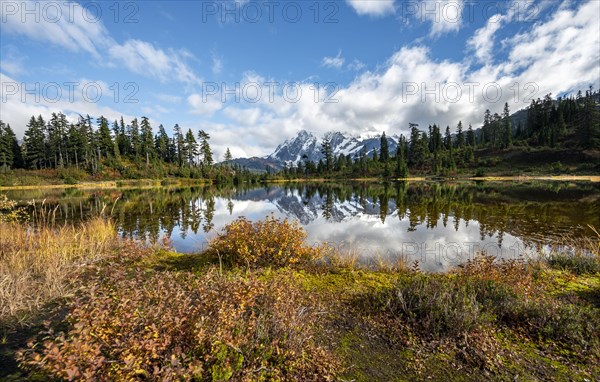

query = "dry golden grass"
[469,175,600,182]
[0,218,118,322]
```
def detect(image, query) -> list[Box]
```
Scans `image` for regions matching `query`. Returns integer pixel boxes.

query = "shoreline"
[1,174,599,191]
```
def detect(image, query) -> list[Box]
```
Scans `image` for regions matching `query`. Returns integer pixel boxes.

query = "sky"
[1,0,599,160]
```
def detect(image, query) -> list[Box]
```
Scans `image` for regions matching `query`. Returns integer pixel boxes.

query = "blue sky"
[1,0,599,159]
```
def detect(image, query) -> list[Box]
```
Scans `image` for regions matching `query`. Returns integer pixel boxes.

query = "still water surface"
[6,181,599,272]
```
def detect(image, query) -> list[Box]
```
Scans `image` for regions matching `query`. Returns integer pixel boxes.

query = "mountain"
[229,130,398,172]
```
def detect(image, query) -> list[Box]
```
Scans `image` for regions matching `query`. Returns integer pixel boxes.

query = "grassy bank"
[0,169,217,191]
[1,215,599,381]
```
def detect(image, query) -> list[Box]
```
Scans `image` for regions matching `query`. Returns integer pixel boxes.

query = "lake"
[5,181,599,272]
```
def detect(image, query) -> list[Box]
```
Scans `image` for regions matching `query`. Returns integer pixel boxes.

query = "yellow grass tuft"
[0,218,118,322]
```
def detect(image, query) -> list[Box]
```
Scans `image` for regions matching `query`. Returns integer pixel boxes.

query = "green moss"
[295,269,398,295]
[541,270,600,307]
[145,250,213,273]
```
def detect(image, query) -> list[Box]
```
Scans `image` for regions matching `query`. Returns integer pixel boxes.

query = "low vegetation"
[206,215,326,268]
[0,217,118,322]
[1,204,598,381]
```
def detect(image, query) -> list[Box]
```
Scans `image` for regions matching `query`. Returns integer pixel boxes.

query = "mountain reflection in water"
[8,181,599,272]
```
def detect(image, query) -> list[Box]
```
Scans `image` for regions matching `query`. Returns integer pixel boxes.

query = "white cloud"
[212,55,223,75]
[0,73,137,138]
[467,15,505,63]
[108,40,201,85]
[141,105,170,116]
[348,59,366,71]
[223,107,262,126]
[0,59,25,77]
[421,0,464,37]
[0,1,112,57]
[322,51,345,69]
[201,0,599,158]
[0,45,27,76]
[155,94,183,104]
[1,1,202,85]
[187,94,223,116]
[346,0,395,17]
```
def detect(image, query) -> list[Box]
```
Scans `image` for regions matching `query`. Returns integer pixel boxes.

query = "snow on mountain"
[229,130,398,171]
[268,130,398,164]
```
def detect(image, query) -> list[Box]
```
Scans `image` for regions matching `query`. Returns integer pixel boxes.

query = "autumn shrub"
[0,193,27,222]
[21,268,338,381]
[359,274,485,338]
[355,256,600,354]
[457,255,537,297]
[207,215,324,268]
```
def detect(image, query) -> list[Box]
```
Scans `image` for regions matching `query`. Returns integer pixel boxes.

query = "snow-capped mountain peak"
[230,129,399,171]
[269,130,397,164]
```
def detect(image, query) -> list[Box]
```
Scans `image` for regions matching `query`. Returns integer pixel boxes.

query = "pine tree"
[320,135,333,172]
[174,124,185,166]
[482,109,491,145]
[379,132,389,162]
[502,102,512,148]
[78,116,93,170]
[23,116,45,169]
[444,126,452,150]
[184,129,198,167]
[224,147,233,167]
[140,117,154,165]
[577,87,600,149]
[48,112,69,167]
[155,124,170,162]
[111,120,121,159]
[129,118,141,159]
[118,117,129,156]
[395,135,409,178]
[97,116,113,158]
[0,121,14,169]
[456,121,464,148]
[466,123,476,147]
[198,130,213,167]
[67,122,85,168]
[7,124,23,168]
[408,123,421,166]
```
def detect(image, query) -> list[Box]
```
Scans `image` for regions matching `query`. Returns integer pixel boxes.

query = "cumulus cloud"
[1,1,202,85]
[109,40,201,85]
[203,0,599,159]
[0,1,112,57]
[467,15,505,63]
[187,94,223,116]
[348,59,366,71]
[421,0,464,37]
[0,73,138,137]
[212,55,223,75]
[346,0,395,17]
[322,51,345,69]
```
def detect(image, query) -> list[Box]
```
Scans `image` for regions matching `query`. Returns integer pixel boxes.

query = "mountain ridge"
[229,130,399,172]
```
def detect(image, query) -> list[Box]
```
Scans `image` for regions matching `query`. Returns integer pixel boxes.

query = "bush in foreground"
[207,215,325,268]
[8,217,600,381]
[21,269,338,381]
[358,256,600,356]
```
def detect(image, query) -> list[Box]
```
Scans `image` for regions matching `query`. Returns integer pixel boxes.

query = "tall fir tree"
[379,131,389,162]
[184,129,198,167]
[456,121,465,148]
[321,135,333,172]
[96,116,113,158]
[198,130,213,167]
[140,117,154,165]
[466,123,476,147]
